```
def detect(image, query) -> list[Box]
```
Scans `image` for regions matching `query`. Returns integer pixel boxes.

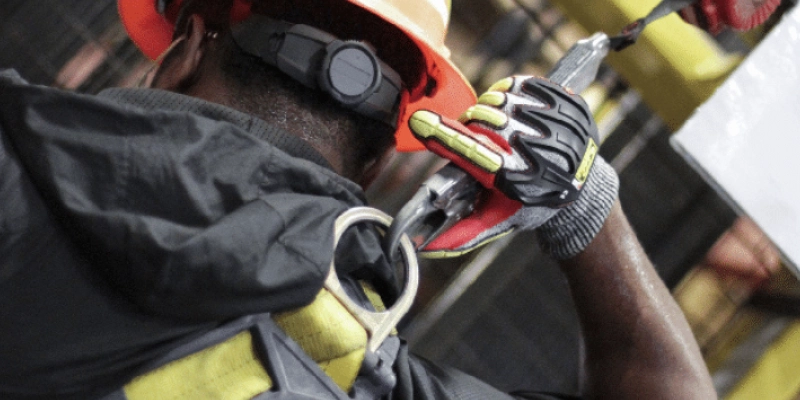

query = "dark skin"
[150,14,394,188]
[563,201,717,399]
[153,12,716,400]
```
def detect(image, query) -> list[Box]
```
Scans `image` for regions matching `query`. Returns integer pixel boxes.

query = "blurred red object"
[703,217,781,288]
[680,0,782,35]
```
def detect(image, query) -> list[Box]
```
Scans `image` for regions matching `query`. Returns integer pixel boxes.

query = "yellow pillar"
[725,321,800,400]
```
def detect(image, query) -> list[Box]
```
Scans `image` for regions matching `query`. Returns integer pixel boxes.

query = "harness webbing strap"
[122,285,386,399]
[273,287,370,391]
[123,331,272,400]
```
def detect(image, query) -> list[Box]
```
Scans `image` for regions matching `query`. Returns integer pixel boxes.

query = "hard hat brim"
[394,41,475,151]
[117,0,475,152]
[118,0,175,61]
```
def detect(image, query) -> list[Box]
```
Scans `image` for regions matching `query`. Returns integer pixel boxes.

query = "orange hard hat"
[118,0,476,151]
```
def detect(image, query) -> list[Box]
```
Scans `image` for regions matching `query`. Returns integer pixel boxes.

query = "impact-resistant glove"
[679,0,781,35]
[408,76,619,259]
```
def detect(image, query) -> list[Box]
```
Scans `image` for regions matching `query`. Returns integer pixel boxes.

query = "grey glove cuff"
[537,156,619,260]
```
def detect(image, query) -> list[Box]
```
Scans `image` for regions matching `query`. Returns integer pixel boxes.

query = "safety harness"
[118,286,393,400]
[107,208,416,400]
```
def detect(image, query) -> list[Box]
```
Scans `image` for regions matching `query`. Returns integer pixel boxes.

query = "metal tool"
[325,207,419,353]
[384,32,611,257]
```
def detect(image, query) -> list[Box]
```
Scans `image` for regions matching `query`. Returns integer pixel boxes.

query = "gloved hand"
[679,0,781,34]
[408,76,619,259]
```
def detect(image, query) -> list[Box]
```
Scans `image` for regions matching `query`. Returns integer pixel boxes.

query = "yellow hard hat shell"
[118,0,475,151]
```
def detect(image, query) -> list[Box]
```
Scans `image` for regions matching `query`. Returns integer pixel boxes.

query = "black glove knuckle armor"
[496,77,599,207]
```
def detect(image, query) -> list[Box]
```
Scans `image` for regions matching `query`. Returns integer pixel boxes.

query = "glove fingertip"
[458,104,508,129]
[487,76,515,93]
[408,109,442,140]
[477,91,507,108]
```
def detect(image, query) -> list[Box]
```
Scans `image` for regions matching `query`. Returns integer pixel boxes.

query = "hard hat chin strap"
[232,15,403,128]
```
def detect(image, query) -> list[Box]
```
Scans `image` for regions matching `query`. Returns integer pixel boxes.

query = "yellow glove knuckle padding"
[487,76,515,93]
[458,104,507,129]
[476,91,507,108]
[409,110,503,173]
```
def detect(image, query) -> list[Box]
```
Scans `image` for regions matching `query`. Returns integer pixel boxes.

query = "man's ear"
[150,14,209,92]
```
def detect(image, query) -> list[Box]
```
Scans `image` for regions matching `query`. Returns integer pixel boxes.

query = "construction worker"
[3,0,773,398]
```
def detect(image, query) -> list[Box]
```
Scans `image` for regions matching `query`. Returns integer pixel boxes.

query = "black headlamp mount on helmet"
[231,16,404,128]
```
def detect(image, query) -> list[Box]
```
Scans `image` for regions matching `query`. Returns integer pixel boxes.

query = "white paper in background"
[671,5,800,273]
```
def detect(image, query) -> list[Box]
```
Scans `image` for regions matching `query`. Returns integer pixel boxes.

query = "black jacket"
[0,70,573,400]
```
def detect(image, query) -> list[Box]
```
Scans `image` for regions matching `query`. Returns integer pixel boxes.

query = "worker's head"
[119,0,476,185]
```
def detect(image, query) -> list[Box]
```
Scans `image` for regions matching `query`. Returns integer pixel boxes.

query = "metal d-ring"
[324,207,419,354]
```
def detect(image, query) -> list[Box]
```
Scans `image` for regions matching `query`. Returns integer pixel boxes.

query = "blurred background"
[2,0,799,398]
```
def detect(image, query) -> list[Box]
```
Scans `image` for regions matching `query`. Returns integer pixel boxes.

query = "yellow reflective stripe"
[410,111,503,173]
[477,91,506,107]
[487,77,514,92]
[458,104,508,128]
[124,331,272,400]
[574,138,598,186]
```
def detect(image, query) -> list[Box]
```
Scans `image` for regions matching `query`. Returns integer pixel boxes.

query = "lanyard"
[609,0,696,50]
